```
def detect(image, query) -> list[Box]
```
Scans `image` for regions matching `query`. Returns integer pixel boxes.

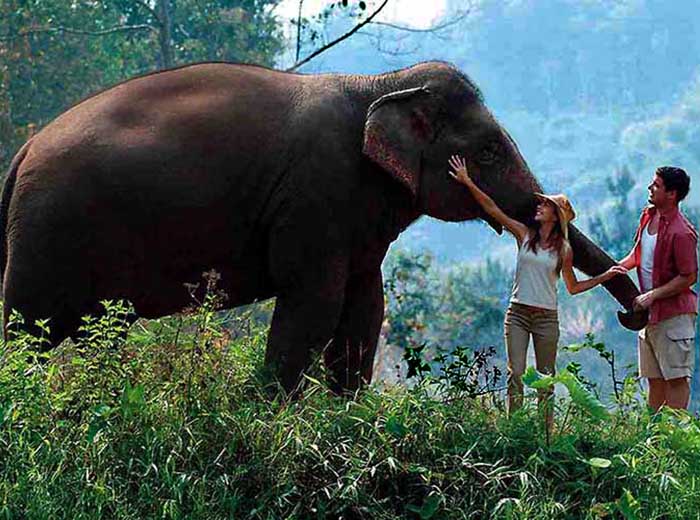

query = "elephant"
[0,61,646,393]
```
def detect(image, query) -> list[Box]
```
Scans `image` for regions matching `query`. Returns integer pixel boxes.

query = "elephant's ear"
[363,86,434,198]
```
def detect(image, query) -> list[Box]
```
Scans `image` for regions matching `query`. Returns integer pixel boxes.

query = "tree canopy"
[0,0,284,167]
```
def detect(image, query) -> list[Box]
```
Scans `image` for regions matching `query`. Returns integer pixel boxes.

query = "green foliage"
[403,343,502,398]
[0,0,283,168]
[383,250,436,351]
[383,249,512,354]
[163,0,283,65]
[1,288,700,518]
[522,366,609,422]
[562,332,641,407]
[587,166,640,260]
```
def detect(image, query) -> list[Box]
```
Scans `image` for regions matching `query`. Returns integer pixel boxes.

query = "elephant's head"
[363,62,647,330]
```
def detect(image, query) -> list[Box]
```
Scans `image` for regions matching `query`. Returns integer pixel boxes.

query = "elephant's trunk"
[496,129,647,331]
[568,224,648,330]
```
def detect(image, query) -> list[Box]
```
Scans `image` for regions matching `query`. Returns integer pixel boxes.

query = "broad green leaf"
[87,420,106,443]
[616,489,641,520]
[91,404,112,418]
[522,366,555,389]
[563,342,587,353]
[557,371,609,421]
[385,416,408,438]
[407,495,441,519]
[587,457,612,469]
[523,367,608,421]
[0,402,14,428]
[419,495,441,519]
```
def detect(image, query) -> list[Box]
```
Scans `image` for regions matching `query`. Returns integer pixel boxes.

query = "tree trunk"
[156,0,174,69]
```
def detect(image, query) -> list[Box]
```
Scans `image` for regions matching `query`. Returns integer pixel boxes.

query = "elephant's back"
[31,63,298,166]
[8,64,305,312]
[17,64,303,221]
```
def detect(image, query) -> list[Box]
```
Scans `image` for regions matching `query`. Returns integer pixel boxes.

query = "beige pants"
[638,313,696,380]
[505,302,560,413]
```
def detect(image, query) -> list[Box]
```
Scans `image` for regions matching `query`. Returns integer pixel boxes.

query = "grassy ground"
[1,299,699,519]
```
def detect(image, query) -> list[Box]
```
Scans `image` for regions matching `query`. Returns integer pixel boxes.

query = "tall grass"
[1,297,699,519]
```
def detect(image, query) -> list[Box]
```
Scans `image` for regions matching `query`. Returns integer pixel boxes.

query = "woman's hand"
[563,259,629,296]
[603,265,628,281]
[448,155,472,186]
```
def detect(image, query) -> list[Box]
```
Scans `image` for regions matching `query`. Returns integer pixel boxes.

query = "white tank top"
[510,235,559,311]
[640,223,657,293]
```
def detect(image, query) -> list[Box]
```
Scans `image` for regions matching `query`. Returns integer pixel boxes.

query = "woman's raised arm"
[448,155,529,244]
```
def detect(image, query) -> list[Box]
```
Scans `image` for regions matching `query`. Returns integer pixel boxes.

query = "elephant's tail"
[0,139,31,291]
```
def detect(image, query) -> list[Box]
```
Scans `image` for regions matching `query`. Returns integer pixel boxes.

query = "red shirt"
[632,206,698,324]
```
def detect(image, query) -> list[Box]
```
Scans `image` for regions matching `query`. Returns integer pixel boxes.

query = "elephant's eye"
[478,142,501,165]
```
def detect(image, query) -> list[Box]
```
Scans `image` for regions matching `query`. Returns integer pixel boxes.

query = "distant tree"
[434,259,511,351]
[440,0,700,114]
[0,0,396,170]
[383,249,436,351]
[383,249,512,357]
[0,0,284,169]
[589,165,699,261]
[588,166,641,260]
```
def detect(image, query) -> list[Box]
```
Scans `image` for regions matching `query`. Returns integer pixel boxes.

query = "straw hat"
[535,193,576,239]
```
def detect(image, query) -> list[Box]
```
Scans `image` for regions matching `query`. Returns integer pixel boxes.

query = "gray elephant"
[0,61,646,393]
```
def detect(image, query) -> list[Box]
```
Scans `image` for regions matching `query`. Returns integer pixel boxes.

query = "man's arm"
[633,231,698,310]
[634,273,697,310]
[618,248,637,270]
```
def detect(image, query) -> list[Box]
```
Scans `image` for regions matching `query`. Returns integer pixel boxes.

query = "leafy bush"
[1,290,699,519]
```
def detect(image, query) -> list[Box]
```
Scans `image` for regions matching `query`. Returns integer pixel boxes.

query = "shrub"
[0,290,698,518]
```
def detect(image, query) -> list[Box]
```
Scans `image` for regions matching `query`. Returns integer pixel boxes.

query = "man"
[619,166,698,410]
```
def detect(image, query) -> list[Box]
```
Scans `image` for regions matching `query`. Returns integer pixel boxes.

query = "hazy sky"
[276,0,447,29]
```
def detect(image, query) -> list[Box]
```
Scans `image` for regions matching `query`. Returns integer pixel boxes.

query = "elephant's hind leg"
[2,292,81,351]
[3,261,84,350]
[324,270,384,394]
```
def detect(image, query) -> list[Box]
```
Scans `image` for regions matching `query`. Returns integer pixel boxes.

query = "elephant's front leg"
[325,270,384,394]
[265,286,346,394]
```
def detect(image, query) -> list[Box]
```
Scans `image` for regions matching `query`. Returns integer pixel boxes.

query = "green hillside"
[1,299,699,519]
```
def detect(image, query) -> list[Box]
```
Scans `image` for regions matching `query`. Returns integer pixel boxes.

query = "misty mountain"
[293,0,700,262]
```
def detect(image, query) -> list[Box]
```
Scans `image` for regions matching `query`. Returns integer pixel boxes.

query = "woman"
[447,155,626,421]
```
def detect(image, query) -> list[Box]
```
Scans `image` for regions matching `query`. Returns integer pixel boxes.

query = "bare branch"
[177,23,192,39]
[286,0,390,72]
[355,30,419,56]
[357,31,420,58]
[368,6,473,34]
[358,5,476,58]
[295,0,304,63]
[0,24,155,41]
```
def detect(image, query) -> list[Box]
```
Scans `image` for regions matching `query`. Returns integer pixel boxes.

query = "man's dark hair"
[656,166,691,202]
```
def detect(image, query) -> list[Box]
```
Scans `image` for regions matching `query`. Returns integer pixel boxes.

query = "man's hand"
[635,273,696,311]
[633,290,656,310]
